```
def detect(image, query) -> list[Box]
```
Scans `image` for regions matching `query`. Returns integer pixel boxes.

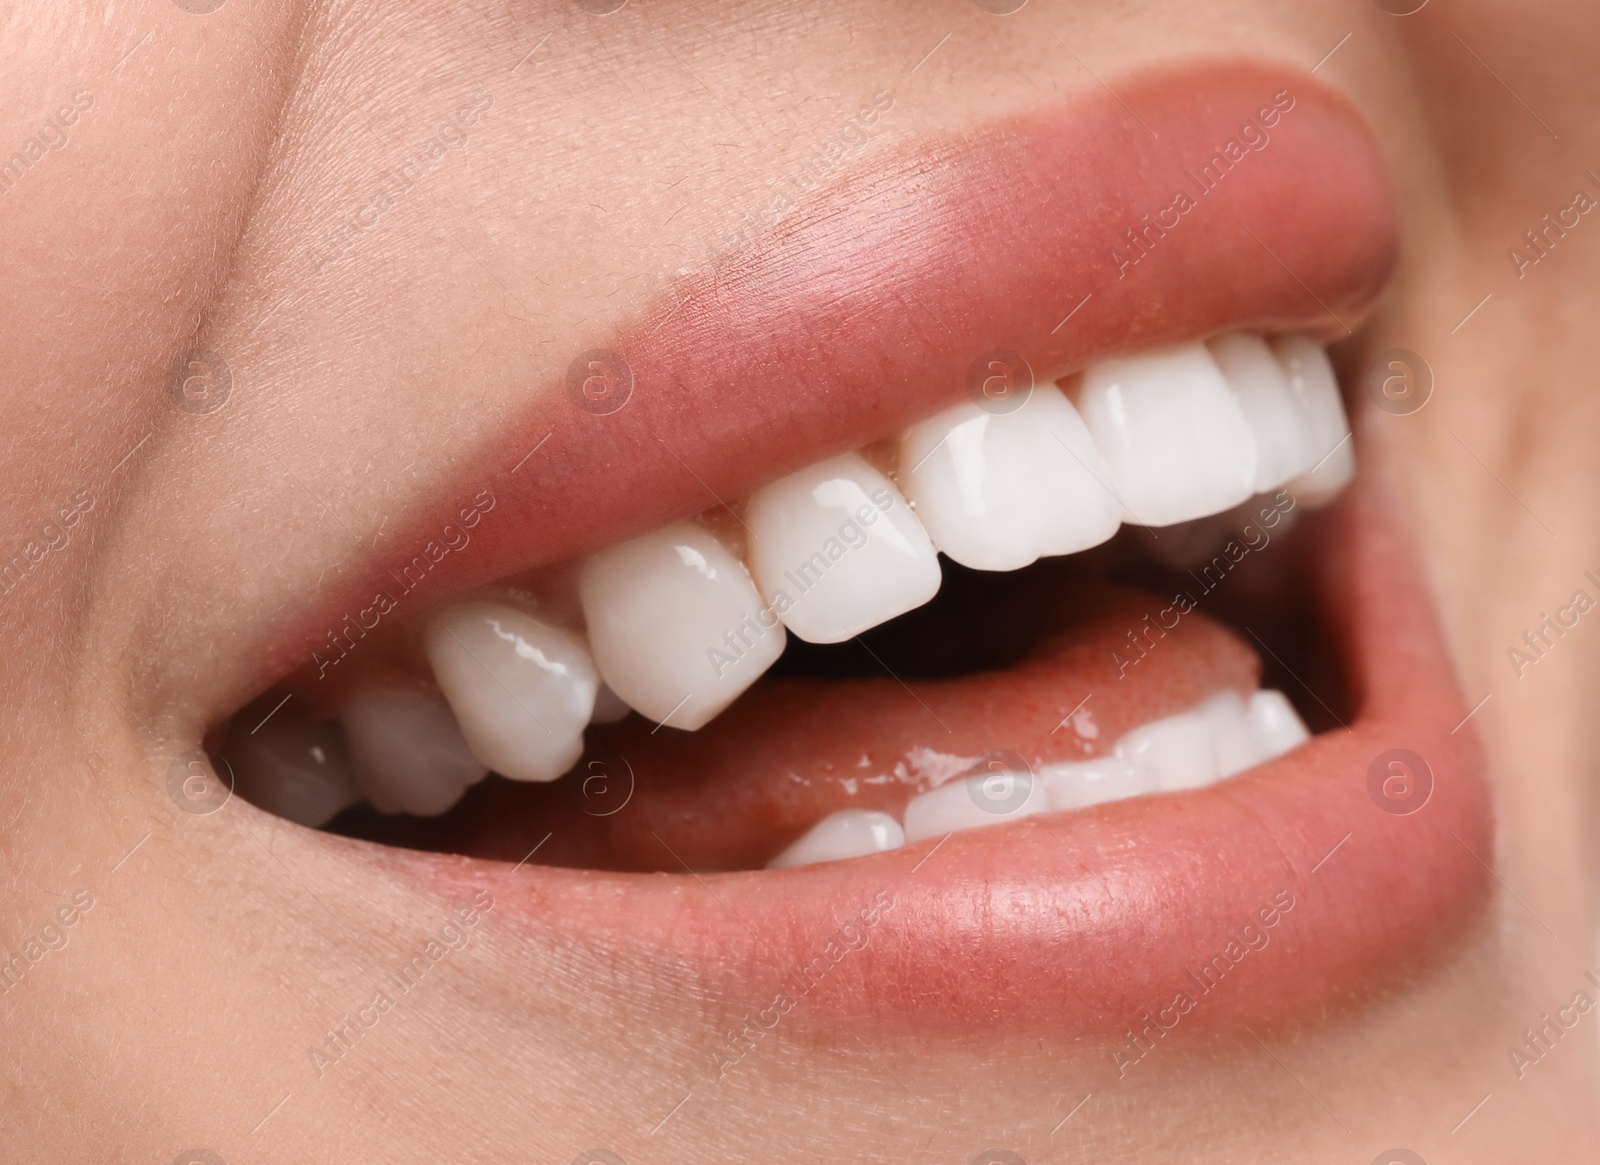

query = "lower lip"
[391,485,1491,1039]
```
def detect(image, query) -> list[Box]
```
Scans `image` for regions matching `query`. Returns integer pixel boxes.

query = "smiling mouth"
[210,60,1490,1038]
[232,327,1344,855]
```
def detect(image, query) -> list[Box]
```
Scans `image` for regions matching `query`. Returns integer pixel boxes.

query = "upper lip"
[243,59,1488,1039]
[257,58,1397,691]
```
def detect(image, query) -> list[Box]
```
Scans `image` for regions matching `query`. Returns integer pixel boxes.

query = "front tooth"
[1272,333,1353,505]
[1247,689,1311,759]
[745,453,940,644]
[578,520,785,730]
[767,809,906,868]
[1072,341,1258,527]
[901,757,1051,842]
[898,385,1122,571]
[1112,704,1222,792]
[1041,755,1158,811]
[424,600,598,781]
[342,687,489,816]
[227,717,363,828]
[1208,333,1317,491]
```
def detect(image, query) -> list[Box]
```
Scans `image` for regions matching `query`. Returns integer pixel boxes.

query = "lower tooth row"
[228,680,1309,865]
[232,332,1345,823]
[768,689,1311,869]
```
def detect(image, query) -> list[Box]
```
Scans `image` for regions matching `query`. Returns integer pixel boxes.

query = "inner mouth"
[214,330,1355,873]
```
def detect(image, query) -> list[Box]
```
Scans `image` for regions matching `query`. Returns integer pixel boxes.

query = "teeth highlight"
[425,600,598,782]
[898,385,1122,571]
[1207,333,1317,492]
[580,520,786,730]
[1072,341,1259,528]
[1273,333,1354,505]
[342,687,489,816]
[745,452,941,644]
[768,809,906,868]
[227,718,363,828]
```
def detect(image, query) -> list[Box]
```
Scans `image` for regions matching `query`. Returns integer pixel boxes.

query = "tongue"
[427,584,1259,870]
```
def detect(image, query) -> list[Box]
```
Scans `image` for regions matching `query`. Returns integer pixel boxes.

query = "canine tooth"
[579,520,784,731]
[1073,341,1258,527]
[745,453,940,644]
[425,601,598,781]
[589,683,634,725]
[1113,705,1222,792]
[227,718,362,828]
[1247,689,1311,759]
[1272,333,1353,505]
[898,385,1122,571]
[1041,755,1158,811]
[901,759,1050,842]
[1208,333,1317,491]
[343,687,489,816]
[768,809,906,868]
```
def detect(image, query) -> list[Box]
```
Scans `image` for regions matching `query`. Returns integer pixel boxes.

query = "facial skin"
[2,2,1598,1162]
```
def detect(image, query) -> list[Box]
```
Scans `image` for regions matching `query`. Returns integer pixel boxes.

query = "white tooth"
[1037,690,1311,814]
[424,601,598,781]
[1201,689,1263,779]
[1073,341,1258,527]
[578,520,785,730]
[227,718,362,828]
[1247,689,1311,760]
[767,809,906,868]
[745,453,941,644]
[1041,754,1158,811]
[589,683,634,725]
[1113,705,1222,792]
[1207,333,1317,491]
[1272,333,1353,506]
[342,687,489,816]
[901,759,1050,843]
[898,385,1122,571]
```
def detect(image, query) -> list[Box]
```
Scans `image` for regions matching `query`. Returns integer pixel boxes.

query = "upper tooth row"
[247,333,1348,820]
[548,331,1342,724]
[583,331,1345,729]
[770,688,1311,869]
